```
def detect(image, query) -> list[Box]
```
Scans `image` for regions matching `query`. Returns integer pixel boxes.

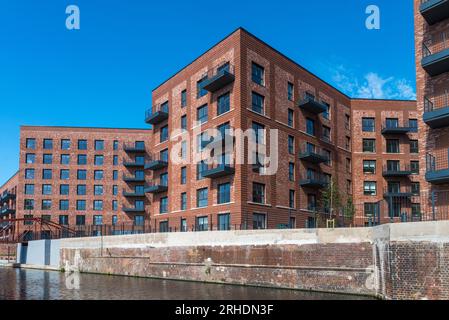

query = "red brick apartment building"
[11,126,152,229]
[0,172,18,220]
[144,27,418,231]
[415,0,449,220]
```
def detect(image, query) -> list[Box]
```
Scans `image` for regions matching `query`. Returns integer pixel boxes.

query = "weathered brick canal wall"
[55,222,449,300]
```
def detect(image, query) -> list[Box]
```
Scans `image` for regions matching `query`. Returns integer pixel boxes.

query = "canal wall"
[20,221,449,300]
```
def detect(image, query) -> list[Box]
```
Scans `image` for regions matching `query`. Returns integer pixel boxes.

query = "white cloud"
[330,66,416,100]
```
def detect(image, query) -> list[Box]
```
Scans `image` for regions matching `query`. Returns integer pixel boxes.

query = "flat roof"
[20,125,151,132]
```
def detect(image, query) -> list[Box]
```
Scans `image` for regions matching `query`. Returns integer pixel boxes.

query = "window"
[42,184,52,196]
[61,154,70,165]
[345,114,351,130]
[61,139,71,150]
[135,200,144,210]
[253,213,266,230]
[346,158,352,173]
[289,190,295,208]
[113,185,118,196]
[113,140,119,151]
[346,136,351,150]
[411,203,421,217]
[93,215,103,225]
[409,119,418,132]
[181,115,187,131]
[26,153,35,164]
[410,140,419,154]
[288,162,295,181]
[218,183,231,204]
[78,139,87,150]
[77,170,87,180]
[26,138,36,149]
[287,82,294,101]
[251,62,264,85]
[322,126,331,142]
[346,180,352,194]
[181,89,187,107]
[252,183,265,204]
[134,215,144,226]
[76,215,86,225]
[196,216,209,231]
[180,219,187,232]
[93,200,103,211]
[411,161,420,174]
[76,200,86,211]
[364,182,377,196]
[42,169,52,180]
[252,122,265,145]
[197,77,208,98]
[60,169,70,180]
[112,200,118,211]
[43,139,53,150]
[160,125,169,142]
[77,154,87,165]
[160,197,168,213]
[385,118,399,128]
[412,182,420,195]
[77,185,86,195]
[288,135,294,154]
[181,192,187,211]
[322,102,330,120]
[113,170,118,180]
[288,109,294,127]
[386,139,400,153]
[217,92,230,115]
[362,118,375,132]
[160,173,168,186]
[94,185,104,196]
[94,170,104,180]
[24,199,34,210]
[159,221,169,233]
[25,169,35,179]
[197,104,208,124]
[363,139,376,153]
[59,200,69,211]
[197,188,208,208]
[251,91,265,114]
[42,200,52,210]
[94,155,104,166]
[60,184,69,195]
[218,213,230,231]
[363,160,376,174]
[95,140,104,151]
[364,203,378,217]
[113,155,118,166]
[181,167,187,185]
[43,154,52,164]
[197,161,208,180]
[306,118,315,136]
[24,184,34,195]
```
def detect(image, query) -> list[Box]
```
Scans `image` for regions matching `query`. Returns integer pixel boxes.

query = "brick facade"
[0,172,18,220]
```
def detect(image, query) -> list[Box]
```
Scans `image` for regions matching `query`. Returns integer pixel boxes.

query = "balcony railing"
[202,163,235,179]
[144,153,169,171]
[123,143,146,153]
[0,192,16,204]
[298,94,327,115]
[421,42,449,76]
[424,93,449,128]
[122,189,146,197]
[299,172,329,189]
[0,207,15,216]
[426,149,449,184]
[381,124,412,135]
[144,182,168,194]
[123,158,145,167]
[200,63,235,93]
[123,174,145,183]
[420,0,449,25]
[122,206,145,213]
[145,103,169,125]
[383,186,414,198]
[382,164,414,177]
[298,144,329,164]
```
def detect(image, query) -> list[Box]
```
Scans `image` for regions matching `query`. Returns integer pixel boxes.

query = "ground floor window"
[217,213,230,231]
[306,217,316,229]
[196,216,208,231]
[159,221,169,233]
[253,213,266,230]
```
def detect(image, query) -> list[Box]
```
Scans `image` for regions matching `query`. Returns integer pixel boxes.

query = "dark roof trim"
[20,125,151,131]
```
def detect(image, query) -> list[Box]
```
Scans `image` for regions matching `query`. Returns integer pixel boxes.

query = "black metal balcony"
[200,63,235,93]
[202,164,235,179]
[145,103,169,125]
[420,0,449,25]
[123,174,145,183]
[144,184,168,194]
[123,143,146,153]
[202,133,234,151]
[144,154,168,171]
[298,95,327,114]
[381,125,412,135]
[298,144,329,164]
[424,96,449,128]
[299,173,329,189]
[0,207,15,216]
[123,158,145,167]
[0,192,15,204]
[383,187,414,198]
[122,206,145,214]
[426,152,449,184]
[422,43,449,77]
[382,164,413,177]
[122,189,146,197]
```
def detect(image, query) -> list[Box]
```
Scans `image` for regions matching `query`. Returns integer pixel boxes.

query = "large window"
[287,82,294,101]
[181,115,187,131]
[288,162,295,181]
[322,126,331,142]
[77,170,87,180]
[181,89,187,107]
[306,118,315,136]
[26,153,35,164]
[181,193,187,211]
[160,197,168,213]
[386,139,400,153]
[94,155,104,166]
[363,160,376,174]
[160,173,168,186]
[363,139,376,153]
[160,125,169,142]
[218,183,231,204]
[61,154,70,165]
[60,184,69,195]
[61,139,71,150]
[322,102,330,120]
[196,216,209,231]
[94,170,104,180]
[385,118,399,128]
[217,92,230,115]
[181,167,187,185]
[253,213,266,230]
[197,104,208,124]
[411,161,420,174]
[43,139,53,150]
[78,154,87,165]
[410,140,418,154]
[288,109,294,127]
[364,182,377,196]
[59,200,69,211]
[43,154,52,164]
[94,185,104,196]
[26,138,36,149]
[77,185,86,195]
[93,200,103,211]
[412,182,420,195]
[76,200,86,211]
[42,200,52,210]
[197,188,208,208]
[60,169,70,180]
[94,140,104,151]
[197,161,208,180]
[409,119,418,132]
[78,139,87,150]
[289,190,295,208]
[364,203,378,217]
[218,213,230,231]
[25,169,34,179]
[24,184,34,195]
[42,169,52,180]
[252,122,265,145]
[362,118,375,132]
[76,215,86,226]
[197,77,208,98]
[251,62,264,85]
[251,92,265,114]
[252,183,265,204]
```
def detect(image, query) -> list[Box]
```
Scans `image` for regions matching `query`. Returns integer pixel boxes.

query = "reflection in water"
[0,268,371,300]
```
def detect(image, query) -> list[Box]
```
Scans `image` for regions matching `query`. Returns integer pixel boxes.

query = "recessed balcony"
[420,0,449,25]
[123,159,145,168]
[382,164,414,177]
[145,103,169,125]
[123,143,146,153]
[144,153,168,171]
[298,144,329,164]
[424,95,449,128]
[202,164,235,179]
[383,187,414,198]
[122,189,146,197]
[123,174,145,183]
[122,207,145,214]
[201,63,235,93]
[381,125,412,135]
[298,95,327,114]
[299,173,329,189]
[144,184,168,194]
[422,43,449,77]
[426,152,449,184]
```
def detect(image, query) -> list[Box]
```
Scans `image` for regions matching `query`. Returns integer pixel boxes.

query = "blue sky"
[0,0,415,184]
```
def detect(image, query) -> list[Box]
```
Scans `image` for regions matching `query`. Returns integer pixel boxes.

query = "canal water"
[0,267,371,300]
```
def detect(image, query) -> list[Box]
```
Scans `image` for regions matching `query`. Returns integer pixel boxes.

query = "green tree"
[319,178,341,218]
[343,197,355,222]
